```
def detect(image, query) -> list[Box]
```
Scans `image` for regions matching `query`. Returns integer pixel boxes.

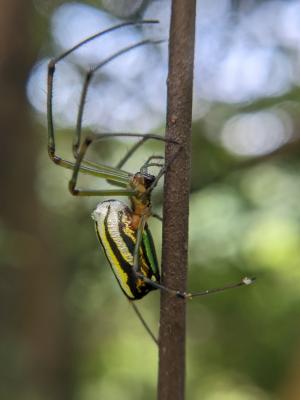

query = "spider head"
[130,172,155,212]
[132,172,155,194]
[142,172,156,190]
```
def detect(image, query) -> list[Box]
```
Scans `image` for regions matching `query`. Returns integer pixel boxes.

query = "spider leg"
[133,214,148,274]
[91,133,176,188]
[48,153,130,183]
[132,216,255,299]
[151,212,163,222]
[143,143,183,197]
[140,271,255,300]
[142,155,164,164]
[47,19,159,161]
[140,155,164,174]
[73,132,178,187]
[67,133,176,196]
[129,301,158,346]
[127,152,254,301]
[179,277,256,299]
[47,24,177,192]
[74,39,165,158]
[70,39,169,191]
[47,21,168,193]
[132,215,173,293]
[69,137,136,196]
[114,138,166,171]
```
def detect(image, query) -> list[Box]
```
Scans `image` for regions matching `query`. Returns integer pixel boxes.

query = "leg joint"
[68,181,78,196]
[48,60,56,74]
[50,154,62,165]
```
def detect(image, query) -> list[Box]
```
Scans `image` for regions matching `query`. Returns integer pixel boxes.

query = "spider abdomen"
[92,200,160,300]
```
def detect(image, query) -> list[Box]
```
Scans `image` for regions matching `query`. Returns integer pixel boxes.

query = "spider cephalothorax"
[131,172,156,194]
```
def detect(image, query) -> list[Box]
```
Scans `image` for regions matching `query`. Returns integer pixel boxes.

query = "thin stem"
[157,2,196,400]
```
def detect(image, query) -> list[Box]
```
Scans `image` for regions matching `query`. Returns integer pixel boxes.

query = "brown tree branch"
[157,1,196,399]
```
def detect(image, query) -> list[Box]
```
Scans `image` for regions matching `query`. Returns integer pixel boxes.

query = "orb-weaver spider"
[47,20,255,345]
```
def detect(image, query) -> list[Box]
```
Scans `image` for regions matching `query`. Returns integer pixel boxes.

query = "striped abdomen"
[92,200,160,300]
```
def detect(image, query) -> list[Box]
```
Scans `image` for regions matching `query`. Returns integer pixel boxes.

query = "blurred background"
[1,0,300,399]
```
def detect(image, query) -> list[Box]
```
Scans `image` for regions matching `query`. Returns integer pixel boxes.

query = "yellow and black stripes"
[92,200,160,300]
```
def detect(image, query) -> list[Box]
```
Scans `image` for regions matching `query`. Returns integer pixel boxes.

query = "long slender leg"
[72,133,179,196]
[69,137,135,196]
[47,20,159,161]
[68,133,175,196]
[67,132,177,194]
[133,214,148,273]
[151,212,163,222]
[182,277,256,299]
[128,151,256,298]
[140,143,183,201]
[140,275,256,299]
[129,301,158,346]
[141,155,164,171]
[49,153,132,183]
[128,206,255,345]
[74,132,177,187]
[48,24,166,191]
[115,139,166,170]
[81,133,177,163]
[80,134,177,190]
[130,214,255,298]
[135,208,256,297]
[74,39,165,157]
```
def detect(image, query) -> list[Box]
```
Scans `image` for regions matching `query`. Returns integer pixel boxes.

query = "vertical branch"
[157,1,196,400]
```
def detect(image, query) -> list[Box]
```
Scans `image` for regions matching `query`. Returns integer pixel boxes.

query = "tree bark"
[157,1,196,400]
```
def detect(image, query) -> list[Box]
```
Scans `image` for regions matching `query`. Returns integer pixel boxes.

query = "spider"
[47,20,255,345]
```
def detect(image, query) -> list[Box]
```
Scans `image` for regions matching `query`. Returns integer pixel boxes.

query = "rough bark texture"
[157,1,196,399]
